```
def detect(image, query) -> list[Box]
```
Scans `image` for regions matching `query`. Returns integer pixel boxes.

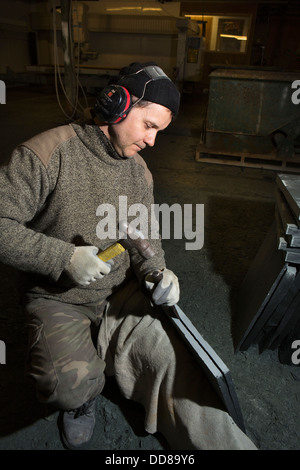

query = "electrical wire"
[52,0,89,120]
[52,0,75,119]
[73,0,90,112]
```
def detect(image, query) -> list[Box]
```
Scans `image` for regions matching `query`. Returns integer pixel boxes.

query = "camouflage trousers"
[25,279,257,450]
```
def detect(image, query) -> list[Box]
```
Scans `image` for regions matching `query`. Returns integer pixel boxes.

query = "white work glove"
[145,268,180,306]
[66,246,112,286]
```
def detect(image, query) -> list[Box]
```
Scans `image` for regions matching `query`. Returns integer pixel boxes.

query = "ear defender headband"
[94,65,170,124]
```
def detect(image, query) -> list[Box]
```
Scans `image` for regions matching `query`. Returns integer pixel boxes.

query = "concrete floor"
[0,84,299,450]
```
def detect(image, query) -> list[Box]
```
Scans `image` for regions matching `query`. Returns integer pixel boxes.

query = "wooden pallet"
[196,142,300,173]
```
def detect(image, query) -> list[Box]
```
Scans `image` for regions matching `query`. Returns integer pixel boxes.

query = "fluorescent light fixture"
[220,34,247,41]
[106,7,142,12]
[106,7,162,12]
[143,8,162,11]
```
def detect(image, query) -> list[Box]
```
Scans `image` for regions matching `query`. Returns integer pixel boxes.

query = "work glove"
[66,246,112,286]
[145,268,180,307]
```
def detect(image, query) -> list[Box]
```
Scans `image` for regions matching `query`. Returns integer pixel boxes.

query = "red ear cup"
[94,85,132,124]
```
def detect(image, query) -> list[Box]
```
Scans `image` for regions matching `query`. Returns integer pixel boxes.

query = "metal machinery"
[196,67,300,172]
[176,18,206,86]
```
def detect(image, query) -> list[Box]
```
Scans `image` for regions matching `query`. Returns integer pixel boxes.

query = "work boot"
[61,397,97,449]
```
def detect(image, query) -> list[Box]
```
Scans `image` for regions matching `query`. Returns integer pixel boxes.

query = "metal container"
[197,67,300,169]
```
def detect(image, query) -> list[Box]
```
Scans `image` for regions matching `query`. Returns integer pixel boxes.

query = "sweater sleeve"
[127,175,167,283]
[136,185,166,280]
[0,146,75,281]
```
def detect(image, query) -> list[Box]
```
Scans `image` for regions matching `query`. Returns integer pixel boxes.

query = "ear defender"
[94,65,172,124]
[94,85,132,124]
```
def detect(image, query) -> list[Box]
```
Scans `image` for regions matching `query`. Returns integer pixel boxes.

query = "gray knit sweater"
[0,121,166,304]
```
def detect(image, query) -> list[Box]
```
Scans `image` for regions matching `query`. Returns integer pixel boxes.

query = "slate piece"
[233,223,286,351]
[165,304,245,433]
[284,251,300,264]
[249,265,296,352]
[286,234,300,247]
[257,266,298,351]
[234,175,300,355]
[277,174,300,225]
[267,280,300,349]
[275,188,299,235]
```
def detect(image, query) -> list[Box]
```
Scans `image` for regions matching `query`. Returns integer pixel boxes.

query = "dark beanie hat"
[116,62,181,117]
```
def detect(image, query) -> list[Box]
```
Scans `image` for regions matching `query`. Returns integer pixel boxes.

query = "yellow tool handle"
[97,242,125,262]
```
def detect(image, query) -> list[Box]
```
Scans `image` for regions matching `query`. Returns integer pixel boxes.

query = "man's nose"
[144,130,157,147]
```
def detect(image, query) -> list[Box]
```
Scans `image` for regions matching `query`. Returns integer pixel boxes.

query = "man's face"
[107,102,172,158]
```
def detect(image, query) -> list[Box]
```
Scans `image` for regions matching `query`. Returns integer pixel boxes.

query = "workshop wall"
[0,1,32,75]
[0,1,299,87]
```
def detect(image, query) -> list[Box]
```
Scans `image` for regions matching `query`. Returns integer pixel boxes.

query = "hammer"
[97,220,155,262]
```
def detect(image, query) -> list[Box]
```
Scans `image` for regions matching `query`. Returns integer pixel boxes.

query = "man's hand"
[145,268,180,306]
[66,246,112,286]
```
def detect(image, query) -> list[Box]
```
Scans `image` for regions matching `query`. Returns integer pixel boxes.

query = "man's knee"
[45,362,106,410]
[25,299,106,410]
[27,332,106,410]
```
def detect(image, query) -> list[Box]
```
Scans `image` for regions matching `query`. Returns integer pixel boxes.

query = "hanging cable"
[52,0,89,120]
[72,0,89,111]
[52,0,75,119]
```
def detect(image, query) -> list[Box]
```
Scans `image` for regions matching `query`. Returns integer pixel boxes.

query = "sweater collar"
[71,115,126,164]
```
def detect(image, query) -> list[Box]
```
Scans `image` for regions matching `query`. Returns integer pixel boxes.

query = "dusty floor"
[0,85,299,451]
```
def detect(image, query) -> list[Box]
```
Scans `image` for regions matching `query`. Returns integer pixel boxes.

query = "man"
[0,62,257,450]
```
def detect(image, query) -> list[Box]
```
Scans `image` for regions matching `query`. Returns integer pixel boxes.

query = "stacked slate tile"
[233,174,300,364]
